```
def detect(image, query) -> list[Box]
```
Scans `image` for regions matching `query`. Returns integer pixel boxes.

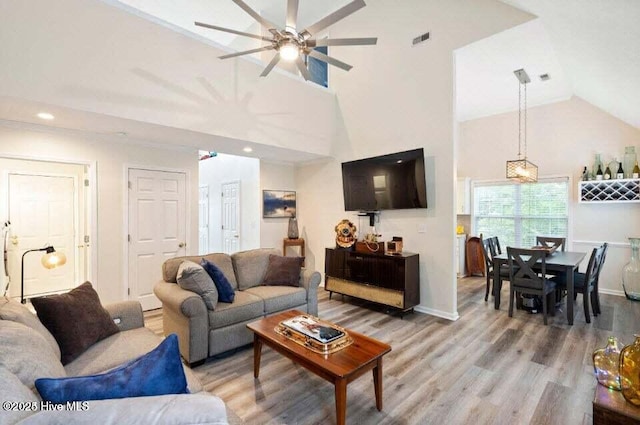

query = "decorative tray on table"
[530,245,558,256]
[275,314,353,355]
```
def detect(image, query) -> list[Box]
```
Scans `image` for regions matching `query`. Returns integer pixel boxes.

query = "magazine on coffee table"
[281,315,345,344]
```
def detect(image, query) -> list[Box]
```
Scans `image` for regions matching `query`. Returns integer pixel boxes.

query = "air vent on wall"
[539,73,550,81]
[412,32,430,46]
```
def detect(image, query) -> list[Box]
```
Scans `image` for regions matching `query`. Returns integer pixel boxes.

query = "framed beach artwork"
[263,190,296,218]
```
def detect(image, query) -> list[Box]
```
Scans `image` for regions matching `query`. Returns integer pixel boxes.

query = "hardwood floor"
[144,277,640,424]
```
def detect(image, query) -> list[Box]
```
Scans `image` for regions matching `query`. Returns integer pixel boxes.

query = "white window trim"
[471,175,573,250]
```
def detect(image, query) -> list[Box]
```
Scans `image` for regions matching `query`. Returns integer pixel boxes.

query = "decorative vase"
[287,216,299,239]
[593,336,622,390]
[624,146,637,178]
[620,335,640,406]
[623,237,640,301]
[593,153,603,178]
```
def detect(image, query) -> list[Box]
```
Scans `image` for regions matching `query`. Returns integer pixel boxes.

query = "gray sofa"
[0,297,238,425]
[154,248,321,365]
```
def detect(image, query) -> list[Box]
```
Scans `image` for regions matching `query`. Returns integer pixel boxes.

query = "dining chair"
[491,236,502,255]
[507,247,557,325]
[481,237,509,301]
[552,245,603,323]
[536,236,566,252]
[591,242,609,316]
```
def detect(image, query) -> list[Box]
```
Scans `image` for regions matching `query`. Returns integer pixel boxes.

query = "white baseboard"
[599,288,626,297]
[414,305,459,321]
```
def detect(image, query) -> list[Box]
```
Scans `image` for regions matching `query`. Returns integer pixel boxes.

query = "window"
[473,177,569,248]
[306,46,328,88]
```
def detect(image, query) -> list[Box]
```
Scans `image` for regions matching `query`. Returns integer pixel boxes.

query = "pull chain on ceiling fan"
[195,0,377,80]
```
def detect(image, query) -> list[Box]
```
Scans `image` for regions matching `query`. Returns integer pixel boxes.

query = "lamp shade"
[506,159,538,183]
[41,249,67,269]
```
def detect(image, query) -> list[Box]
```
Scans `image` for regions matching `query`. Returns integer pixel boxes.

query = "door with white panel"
[221,181,240,254]
[198,185,209,254]
[128,169,186,310]
[7,174,77,300]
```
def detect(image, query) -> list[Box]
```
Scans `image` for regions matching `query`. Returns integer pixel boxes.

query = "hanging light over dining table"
[506,68,538,183]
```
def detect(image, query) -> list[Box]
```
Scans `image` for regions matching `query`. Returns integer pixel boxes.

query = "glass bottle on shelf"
[634,161,640,179]
[592,336,622,390]
[581,166,588,181]
[593,153,603,178]
[604,165,612,180]
[596,164,604,180]
[624,146,637,178]
[617,162,624,179]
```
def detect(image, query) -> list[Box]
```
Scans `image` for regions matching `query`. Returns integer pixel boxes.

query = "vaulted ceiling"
[0,0,637,163]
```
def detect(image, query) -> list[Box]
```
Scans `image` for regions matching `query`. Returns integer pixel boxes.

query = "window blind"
[473,177,569,248]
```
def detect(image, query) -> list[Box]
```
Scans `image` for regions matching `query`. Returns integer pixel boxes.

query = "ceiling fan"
[195,0,377,80]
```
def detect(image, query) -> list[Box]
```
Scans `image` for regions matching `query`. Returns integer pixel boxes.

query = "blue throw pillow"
[201,259,235,303]
[35,334,188,404]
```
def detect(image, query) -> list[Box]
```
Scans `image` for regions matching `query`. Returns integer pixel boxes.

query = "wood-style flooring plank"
[144,276,640,425]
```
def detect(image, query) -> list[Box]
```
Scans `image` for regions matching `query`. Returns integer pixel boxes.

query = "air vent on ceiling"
[412,32,430,46]
[539,73,551,81]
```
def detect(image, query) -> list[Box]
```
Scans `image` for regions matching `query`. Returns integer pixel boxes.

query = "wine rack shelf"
[579,179,640,203]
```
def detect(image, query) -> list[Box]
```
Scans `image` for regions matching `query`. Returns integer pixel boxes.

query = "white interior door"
[199,185,209,255]
[7,174,77,300]
[128,169,186,310]
[221,181,240,254]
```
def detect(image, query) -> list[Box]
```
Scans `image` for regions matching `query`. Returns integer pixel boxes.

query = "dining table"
[492,250,587,325]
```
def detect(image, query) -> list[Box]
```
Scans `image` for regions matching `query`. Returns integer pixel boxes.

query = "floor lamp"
[21,246,67,304]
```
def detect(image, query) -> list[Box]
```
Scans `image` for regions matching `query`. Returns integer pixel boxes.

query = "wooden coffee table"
[247,310,392,425]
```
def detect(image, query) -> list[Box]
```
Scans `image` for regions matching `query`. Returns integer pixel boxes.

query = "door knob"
[178,242,186,248]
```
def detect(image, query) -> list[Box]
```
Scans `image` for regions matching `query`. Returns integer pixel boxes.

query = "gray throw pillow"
[177,261,218,310]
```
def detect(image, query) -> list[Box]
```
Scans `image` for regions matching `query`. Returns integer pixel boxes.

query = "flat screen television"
[342,148,427,211]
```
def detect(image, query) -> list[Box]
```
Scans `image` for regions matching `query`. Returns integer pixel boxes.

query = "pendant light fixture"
[506,68,538,183]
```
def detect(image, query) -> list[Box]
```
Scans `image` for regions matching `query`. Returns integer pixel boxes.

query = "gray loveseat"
[0,297,238,425]
[154,248,321,365]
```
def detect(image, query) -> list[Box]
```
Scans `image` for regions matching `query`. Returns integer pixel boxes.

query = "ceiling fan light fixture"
[279,41,299,62]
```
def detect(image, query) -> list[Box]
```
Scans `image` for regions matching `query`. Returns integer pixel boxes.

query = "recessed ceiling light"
[36,112,54,120]
[243,147,253,153]
[397,160,403,163]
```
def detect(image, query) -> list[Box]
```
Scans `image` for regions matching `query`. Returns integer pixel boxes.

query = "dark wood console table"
[324,248,419,315]
[593,385,640,424]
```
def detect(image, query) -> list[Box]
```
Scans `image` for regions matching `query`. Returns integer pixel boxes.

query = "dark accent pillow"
[35,334,188,403]
[31,282,119,365]
[262,255,304,287]
[201,259,235,303]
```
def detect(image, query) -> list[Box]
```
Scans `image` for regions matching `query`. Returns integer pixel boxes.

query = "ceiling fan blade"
[220,45,275,59]
[260,54,281,77]
[232,0,279,30]
[286,0,299,30]
[295,56,311,81]
[195,22,271,42]
[307,50,352,71]
[310,37,377,47]
[301,0,366,37]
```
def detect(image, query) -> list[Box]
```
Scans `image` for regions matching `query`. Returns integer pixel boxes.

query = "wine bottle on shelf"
[634,161,640,179]
[596,164,604,180]
[604,165,612,180]
[617,162,625,179]
[581,166,588,181]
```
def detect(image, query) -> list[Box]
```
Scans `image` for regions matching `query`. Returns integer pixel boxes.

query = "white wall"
[260,161,295,251]
[296,0,533,319]
[198,153,260,253]
[0,122,199,304]
[458,96,640,295]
